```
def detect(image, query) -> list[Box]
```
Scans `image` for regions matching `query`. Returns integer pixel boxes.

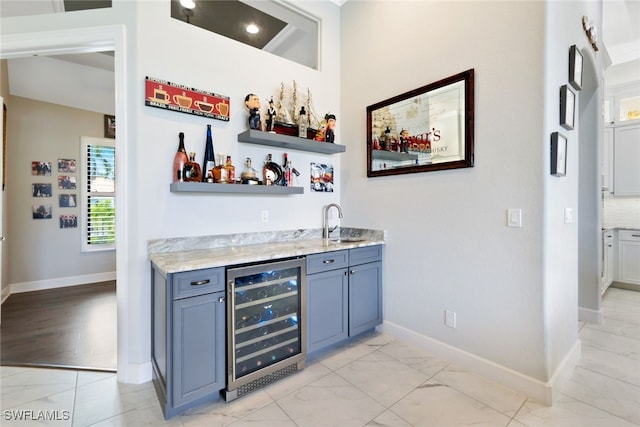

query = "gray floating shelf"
[170,182,304,194]
[238,129,346,154]
[371,150,419,161]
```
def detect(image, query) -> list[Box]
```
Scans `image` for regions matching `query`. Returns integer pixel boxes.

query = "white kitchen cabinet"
[602,127,614,192]
[618,230,640,285]
[601,230,614,294]
[613,124,640,196]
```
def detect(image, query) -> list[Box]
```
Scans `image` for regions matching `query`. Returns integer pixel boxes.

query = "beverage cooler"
[224,257,306,401]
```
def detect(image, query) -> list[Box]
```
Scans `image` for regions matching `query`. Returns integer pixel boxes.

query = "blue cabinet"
[151,265,226,419]
[306,246,383,354]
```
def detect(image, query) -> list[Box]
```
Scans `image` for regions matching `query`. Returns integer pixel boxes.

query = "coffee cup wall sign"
[145,76,230,121]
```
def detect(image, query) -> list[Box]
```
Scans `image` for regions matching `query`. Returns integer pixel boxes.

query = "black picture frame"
[560,85,576,130]
[104,114,116,139]
[569,45,583,91]
[551,132,568,177]
[366,69,475,177]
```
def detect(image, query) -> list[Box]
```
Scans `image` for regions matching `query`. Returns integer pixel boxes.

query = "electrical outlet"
[261,210,269,222]
[445,310,457,328]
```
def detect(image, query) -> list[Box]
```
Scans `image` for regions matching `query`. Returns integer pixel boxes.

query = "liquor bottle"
[298,106,307,138]
[241,158,259,185]
[284,160,293,187]
[201,124,215,182]
[263,153,274,186]
[172,132,188,182]
[212,154,228,183]
[183,152,202,182]
[225,155,236,183]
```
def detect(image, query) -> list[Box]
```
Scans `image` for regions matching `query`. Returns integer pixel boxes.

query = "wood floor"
[0,281,116,371]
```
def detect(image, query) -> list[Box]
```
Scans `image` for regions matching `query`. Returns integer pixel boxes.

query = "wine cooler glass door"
[227,257,306,390]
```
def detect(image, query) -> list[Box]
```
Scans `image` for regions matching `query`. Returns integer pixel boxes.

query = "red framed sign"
[144,76,230,121]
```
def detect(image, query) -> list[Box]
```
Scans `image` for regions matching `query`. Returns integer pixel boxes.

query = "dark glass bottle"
[201,124,216,182]
[172,132,188,182]
[183,152,202,182]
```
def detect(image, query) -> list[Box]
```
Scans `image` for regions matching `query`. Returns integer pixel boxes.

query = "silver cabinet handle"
[218,297,225,303]
[190,279,210,286]
[323,259,335,264]
[0,236,5,241]
[350,270,355,275]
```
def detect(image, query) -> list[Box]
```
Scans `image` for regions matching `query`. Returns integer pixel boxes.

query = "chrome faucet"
[322,203,343,239]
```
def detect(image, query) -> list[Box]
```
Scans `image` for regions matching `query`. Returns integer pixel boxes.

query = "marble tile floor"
[2,287,639,427]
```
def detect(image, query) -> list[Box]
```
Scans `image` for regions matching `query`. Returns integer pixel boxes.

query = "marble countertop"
[149,228,385,274]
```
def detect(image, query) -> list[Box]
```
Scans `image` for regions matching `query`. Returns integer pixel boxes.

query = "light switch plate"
[507,208,522,227]
[564,208,573,224]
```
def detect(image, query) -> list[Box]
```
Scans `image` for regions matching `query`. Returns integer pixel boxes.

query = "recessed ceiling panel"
[170,0,318,69]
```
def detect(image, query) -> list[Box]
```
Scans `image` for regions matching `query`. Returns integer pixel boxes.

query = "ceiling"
[0,0,638,68]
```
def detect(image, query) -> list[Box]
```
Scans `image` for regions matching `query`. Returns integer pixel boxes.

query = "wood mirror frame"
[367,69,475,177]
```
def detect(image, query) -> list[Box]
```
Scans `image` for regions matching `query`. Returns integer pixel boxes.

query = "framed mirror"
[367,69,475,177]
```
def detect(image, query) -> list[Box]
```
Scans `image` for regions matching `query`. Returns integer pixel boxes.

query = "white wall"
[341,0,600,390]
[5,96,116,287]
[544,1,604,372]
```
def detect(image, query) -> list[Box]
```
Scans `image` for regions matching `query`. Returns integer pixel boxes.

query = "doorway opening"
[0,26,128,380]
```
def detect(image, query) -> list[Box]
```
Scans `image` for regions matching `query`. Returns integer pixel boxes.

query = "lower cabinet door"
[172,292,225,407]
[349,261,382,337]
[307,268,349,353]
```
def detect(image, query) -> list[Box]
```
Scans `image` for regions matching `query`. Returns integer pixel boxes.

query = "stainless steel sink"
[329,238,366,243]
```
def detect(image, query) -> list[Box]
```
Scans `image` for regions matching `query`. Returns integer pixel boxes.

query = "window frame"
[80,136,115,252]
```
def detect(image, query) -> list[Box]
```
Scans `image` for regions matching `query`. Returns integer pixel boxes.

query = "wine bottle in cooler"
[201,124,216,182]
[172,132,188,182]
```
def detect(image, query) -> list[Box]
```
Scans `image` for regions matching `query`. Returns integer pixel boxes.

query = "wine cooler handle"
[190,279,210,286]
[218,296,225,303]
[323,259,335,264]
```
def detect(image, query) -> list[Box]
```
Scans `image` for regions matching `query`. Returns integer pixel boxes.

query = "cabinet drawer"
[307,250,349,274]
[619,230,640,241]
[173,268,225,300]
[349,245,382,266]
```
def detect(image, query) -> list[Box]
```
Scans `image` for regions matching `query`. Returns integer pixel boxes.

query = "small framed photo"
[551,132,568,177]
[60,214,78,229]
[310,163,334,192]
[569,45,583,91]
[31,161,52,176]
[32,204,52,219]
[560,85,576,130]
[104,114,116,138]
[58,175,77,189]
[58,158,76,173]
[59,194,77,207]
[32,183,52,197]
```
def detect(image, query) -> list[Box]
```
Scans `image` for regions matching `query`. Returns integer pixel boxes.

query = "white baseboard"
[379,321,580,405]
[578,306,602,324]
[9,271,116,295]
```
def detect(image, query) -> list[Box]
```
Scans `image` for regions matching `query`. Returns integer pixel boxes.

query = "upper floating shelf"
[238,129,346,155]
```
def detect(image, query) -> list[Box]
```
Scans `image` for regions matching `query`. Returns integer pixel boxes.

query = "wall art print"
[145,76,230,121]
[310,163,334,192]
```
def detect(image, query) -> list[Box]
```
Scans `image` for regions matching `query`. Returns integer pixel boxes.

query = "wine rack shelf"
[170,182,303,194]
[238,129,346,155]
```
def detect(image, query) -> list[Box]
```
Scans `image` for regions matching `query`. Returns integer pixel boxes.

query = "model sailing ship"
[272,81,321,139]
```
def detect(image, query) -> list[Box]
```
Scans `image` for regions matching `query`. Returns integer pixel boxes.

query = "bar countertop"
[148,228,386,275]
